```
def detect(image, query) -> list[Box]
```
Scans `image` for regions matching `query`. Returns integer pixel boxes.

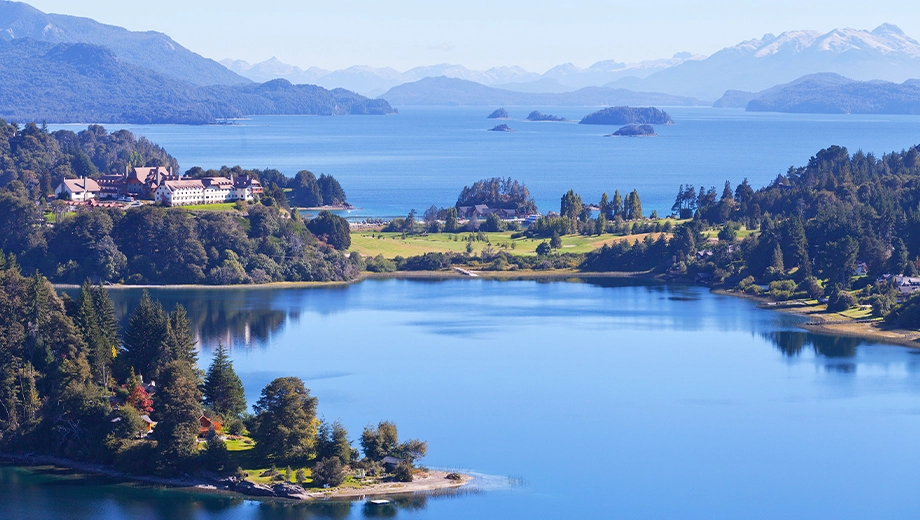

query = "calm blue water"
[52,108,920,218]
[8,279,920,519]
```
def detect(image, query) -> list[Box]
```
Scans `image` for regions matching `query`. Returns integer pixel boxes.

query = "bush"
[393,460,414,482]
[204,436,230,472]
[827,290,858,312]
[796,277,822,299]
[768,279,796,301]
[313,457,346,487]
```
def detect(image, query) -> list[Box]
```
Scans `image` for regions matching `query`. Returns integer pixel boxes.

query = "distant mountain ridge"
[0,1,249,86]
[0,39,394,124]
[221,54,700,96]
[713,73,920,114]
[380,77,706,107]
[227,23,920,102]
[608,24,920,99]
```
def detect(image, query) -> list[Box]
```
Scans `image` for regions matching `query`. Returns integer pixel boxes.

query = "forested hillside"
[0,1,249,86]
[0,121,360,285]
[0,40,395,124]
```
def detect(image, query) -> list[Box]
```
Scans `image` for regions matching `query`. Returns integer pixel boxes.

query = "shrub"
[828,291,858,312]
[768,279,796,301]
[393,460,414,482]
[313,457,346,487]
[204,436,230,472]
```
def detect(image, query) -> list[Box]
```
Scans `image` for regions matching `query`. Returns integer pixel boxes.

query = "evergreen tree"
[91,283,118,387]
[251,377,319,463]
[444,207,459,232]
[154,359,203,475]
[165,305,197,367]
[612,190,623,219]
[560,190,583,221]
[291,170,323,208]
[599,192,610,219]
[120,291,168,381]
[891,238,911,275]
[317,174,347,205]
[203,343,247,419]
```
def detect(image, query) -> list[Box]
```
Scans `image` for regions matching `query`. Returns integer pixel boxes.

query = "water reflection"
[765,331,861,358]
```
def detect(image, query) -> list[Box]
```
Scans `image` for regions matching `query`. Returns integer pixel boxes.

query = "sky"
[22,0,920,72]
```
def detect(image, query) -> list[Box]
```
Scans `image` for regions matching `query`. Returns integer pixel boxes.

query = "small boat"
[366,499,391,506]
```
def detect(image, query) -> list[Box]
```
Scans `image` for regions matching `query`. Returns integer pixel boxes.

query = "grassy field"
[181,203,238,211]
[700,226,758,240]
[350,230,669,258]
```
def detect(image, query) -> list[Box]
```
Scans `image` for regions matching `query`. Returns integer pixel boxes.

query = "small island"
[526,110,567,122]
[487,108,510,119]
[608,124,657,137]
[489,124,514,132]
[579,106,673,125]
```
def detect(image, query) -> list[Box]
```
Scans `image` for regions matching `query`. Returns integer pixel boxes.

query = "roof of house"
[381,455,404,465]
[60,178,101,193]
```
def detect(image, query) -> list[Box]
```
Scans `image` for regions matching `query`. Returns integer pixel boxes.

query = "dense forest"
[0,121,357,285]
[0,273,427,486]
[0,120,177,197]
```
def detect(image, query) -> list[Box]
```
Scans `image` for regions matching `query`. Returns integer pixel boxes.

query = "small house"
[199,414,223,436]
[381,455,404,470]
[54,177,101,201]
[139,415,156,433]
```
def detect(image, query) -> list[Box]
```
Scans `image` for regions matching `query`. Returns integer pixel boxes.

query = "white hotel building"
[154,176,263,206]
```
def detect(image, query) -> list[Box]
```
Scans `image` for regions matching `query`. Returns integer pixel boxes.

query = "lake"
[6,278,920,519]
[50,107,920,219]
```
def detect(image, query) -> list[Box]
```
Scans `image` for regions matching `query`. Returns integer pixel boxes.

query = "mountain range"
[225,24,920,102]
[714,73,920,114]
[0,38,394,124]
[380,77,705,107]
[0,1,249,86]
[221,54,700,97]
[606,24,920,100]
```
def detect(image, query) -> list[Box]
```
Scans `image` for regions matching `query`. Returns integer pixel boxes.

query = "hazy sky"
[23,0,920,71]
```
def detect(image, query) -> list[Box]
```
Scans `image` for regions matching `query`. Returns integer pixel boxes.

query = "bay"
[5,279,920,519]
[51,107,920,219]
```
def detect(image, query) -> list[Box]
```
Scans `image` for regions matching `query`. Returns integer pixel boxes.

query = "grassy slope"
[350,231,670,258]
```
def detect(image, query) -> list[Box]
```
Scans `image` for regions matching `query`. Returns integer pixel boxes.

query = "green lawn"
[350,230,669,258]
[180,203,238,211]
[701,226,757,240]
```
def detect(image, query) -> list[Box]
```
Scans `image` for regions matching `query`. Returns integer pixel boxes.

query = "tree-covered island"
[0,274,462,499]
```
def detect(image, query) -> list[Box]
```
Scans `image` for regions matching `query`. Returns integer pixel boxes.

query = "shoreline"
[52,268,656,290]
[0,453,471,503]
[712,288,920,349]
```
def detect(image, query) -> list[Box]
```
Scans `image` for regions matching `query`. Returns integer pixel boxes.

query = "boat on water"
[366,499,391,506]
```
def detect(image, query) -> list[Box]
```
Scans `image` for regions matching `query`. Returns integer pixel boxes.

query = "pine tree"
[203,343,246,419]
[155,359,203,475]
[165,305,197,367]
[121,291,168,381]
[92,283,119,386]
[612,190,623,219]
[599,192,610,219]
